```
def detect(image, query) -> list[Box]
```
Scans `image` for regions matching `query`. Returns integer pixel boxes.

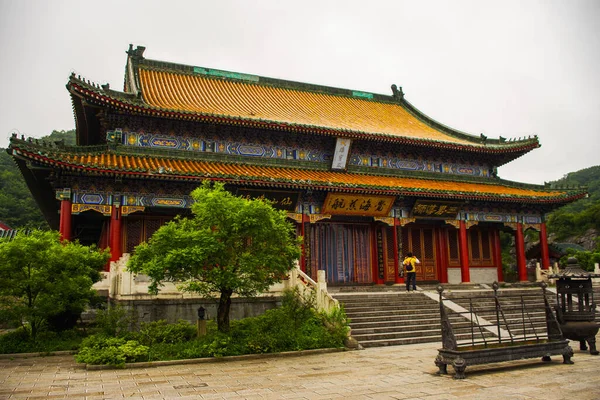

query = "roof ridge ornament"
[391,84,404,101]
[127,44,146,60]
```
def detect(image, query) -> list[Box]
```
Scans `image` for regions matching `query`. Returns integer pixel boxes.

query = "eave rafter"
[9,142,586,206]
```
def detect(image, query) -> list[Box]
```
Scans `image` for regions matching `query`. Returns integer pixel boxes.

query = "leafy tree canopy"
[128,181,302,332]
[0,230,109,338]
[558,246,600,272]
[44,129,77,146]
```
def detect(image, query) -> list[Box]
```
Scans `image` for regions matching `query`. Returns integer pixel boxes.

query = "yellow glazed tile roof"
[23,149,575,203]
[138,68,479,146]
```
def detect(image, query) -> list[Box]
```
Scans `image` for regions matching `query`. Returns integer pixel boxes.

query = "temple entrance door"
[402,226,437,281]
[308,222,374,284]
[376,224,397,284]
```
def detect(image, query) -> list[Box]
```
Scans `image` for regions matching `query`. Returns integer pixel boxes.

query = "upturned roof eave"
[9,141,585,206]
[66,77,541,156]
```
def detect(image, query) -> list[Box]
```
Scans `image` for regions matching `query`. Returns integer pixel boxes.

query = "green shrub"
[138,320,196,345]
[226,288,348,353]
[0,328,31,353]
[73,289,349,366]
[94,305,135,337]
[75,335,149,367]
[559,247,600,272]
[0,327,84,354]
[319,305,350,346]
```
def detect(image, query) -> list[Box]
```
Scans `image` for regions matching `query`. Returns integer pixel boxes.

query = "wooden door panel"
[402,226,438,281]
[383,226,396,283]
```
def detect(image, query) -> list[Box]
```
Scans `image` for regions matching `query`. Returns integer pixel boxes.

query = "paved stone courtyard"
[1,334,599,400]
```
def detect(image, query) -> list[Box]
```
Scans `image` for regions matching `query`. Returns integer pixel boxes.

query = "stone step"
[335,295,434,303]
[344,304,440,313]
[352,327,443,341]
[351,320,475,335]
[344,309,440,318]
[347,312,455,324]
[334,287,558,349]
[341,296,439,304]
[443,290,550,298]
[357,330,497,348]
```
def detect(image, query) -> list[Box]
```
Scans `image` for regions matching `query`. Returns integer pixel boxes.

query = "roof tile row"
[27,149,577,203]
[139,69,480,146]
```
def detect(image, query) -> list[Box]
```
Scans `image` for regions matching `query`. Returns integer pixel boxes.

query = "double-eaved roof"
[8,138,586,206]
[8,45,587,226]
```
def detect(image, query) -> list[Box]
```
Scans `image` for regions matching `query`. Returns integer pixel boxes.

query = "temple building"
[8,45,586,286]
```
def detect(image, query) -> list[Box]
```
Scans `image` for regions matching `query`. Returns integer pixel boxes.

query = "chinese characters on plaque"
[411,200,461,219]
[322,194,395,217]
[331,138,352,170]
[236,189,299,212]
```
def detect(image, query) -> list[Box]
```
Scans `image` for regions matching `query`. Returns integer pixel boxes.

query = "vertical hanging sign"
[377,229,385,280]
[331,138,352,170]
[304,221,311,278]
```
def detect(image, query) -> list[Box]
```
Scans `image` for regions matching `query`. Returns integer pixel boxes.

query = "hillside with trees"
[0,129,75,230]
[545,165,600,247]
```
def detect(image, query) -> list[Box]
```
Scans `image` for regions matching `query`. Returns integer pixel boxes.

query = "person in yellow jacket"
[403,252,419,292]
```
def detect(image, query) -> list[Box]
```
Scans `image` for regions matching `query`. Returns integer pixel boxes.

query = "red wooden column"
[515,222,527,281]
[59,200,72,241]
[459,220,471,283]
[109,205,122,268]
[57,189,72,241]
[540,222,550,270]
[493,229,504,282]
[393,218,402,284]
[300,214,310,272]
[436,228,449,284]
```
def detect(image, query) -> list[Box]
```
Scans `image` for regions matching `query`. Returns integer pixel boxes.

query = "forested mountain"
[0,130,75,229]
[43,129,77,146]
[545,165,600,244]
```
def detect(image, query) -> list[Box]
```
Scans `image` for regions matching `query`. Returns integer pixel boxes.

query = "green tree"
[128,181,302,333]
[0,230,109,339]
[45,129,77,146]
[558,240,600,272]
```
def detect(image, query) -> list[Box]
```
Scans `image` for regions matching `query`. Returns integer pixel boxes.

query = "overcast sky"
[1,0,598,184]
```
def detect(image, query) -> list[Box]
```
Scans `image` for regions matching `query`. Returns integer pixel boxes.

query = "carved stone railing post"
[289,267,338,313]
[317,270,327,311]
[536,262,543,282]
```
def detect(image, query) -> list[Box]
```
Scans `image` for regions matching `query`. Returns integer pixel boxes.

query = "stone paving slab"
[0,334,598,399]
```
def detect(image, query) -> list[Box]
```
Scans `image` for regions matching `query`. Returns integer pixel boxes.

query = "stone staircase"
[333,290,486,348]
[332,284,554,348]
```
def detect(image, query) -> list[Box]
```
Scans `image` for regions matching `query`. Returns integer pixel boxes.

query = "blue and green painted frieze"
[106,128,493,178]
